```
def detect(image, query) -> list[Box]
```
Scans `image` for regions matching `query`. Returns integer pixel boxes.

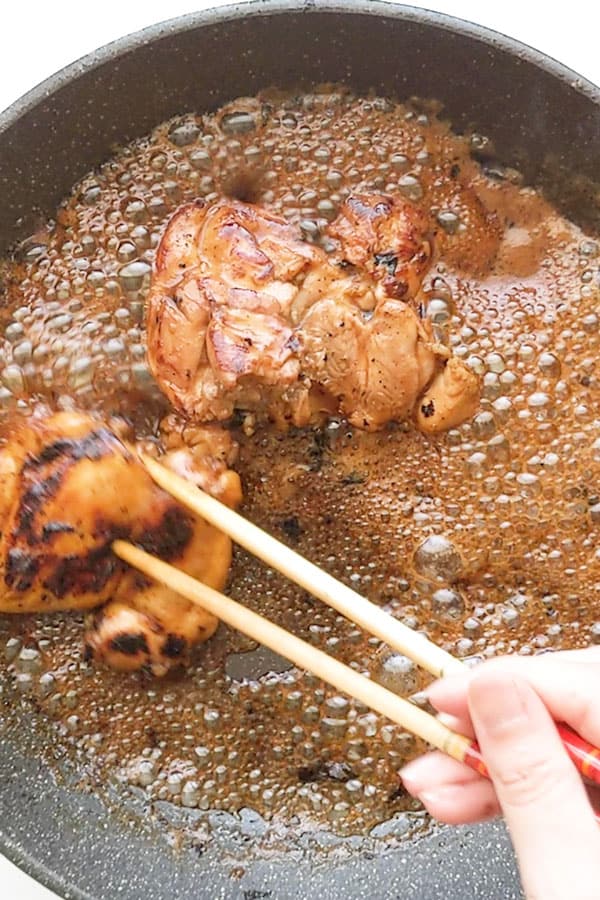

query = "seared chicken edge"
[0,411,241,676]
[147,193,480,433]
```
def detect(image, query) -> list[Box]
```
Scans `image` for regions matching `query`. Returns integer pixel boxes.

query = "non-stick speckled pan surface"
[0,4,598,898]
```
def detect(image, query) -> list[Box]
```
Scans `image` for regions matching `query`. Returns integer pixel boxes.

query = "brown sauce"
[0,87,598,844]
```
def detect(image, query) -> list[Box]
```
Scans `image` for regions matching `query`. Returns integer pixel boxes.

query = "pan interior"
[0,6,599,900]
[0,81,598,875]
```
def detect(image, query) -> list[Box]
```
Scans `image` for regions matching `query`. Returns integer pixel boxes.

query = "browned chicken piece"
[301,298,445,431]
[327,193,433,300]
[0,411,242,675]
[147,194,479,433]
[415,356,481,434]
[147,199,317,424]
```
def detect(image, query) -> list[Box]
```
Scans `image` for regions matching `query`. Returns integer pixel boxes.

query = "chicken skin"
[301,297,442,431]
[326,193,432,300]
[147,193,479,432]
[0,411,242,675]
[147,198,316,426]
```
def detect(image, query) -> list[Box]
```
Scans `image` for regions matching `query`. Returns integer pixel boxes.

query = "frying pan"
[0,3,598,898]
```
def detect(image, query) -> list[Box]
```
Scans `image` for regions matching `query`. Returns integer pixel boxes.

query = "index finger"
[428,654,600,747]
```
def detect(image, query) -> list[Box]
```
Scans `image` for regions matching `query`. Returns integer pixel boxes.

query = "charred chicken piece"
[0,411,241,675]
[147,194,479,433]
[327,192,433,300]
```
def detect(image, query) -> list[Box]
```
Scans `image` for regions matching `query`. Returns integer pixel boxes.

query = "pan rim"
[0,2,598,898]
[0,0,598,132]
[0,833,91,900]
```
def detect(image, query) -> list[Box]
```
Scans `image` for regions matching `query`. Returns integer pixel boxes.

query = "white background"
[0,2,598,898]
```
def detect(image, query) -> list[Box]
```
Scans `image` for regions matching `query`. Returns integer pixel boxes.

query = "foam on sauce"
[0,88,598,843]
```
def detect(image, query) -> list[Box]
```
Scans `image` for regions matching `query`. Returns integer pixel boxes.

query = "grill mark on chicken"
[162,634,187,658]
[16,471,64,543]
[41,507,193,600]
[15,429,128,549]
[136,506,194,562]
[29,429,127,467]
[5,548,40,592]
[0,411,241,673]
[43,541,126,599]
[42,522,77,537]
[109,633,150,656]
[6,433,131,594]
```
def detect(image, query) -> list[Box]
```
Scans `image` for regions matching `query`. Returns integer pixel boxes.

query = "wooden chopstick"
[141,455,463,679]
[113,538,473,763]
[112,540,600,823]
[139,454,600,794]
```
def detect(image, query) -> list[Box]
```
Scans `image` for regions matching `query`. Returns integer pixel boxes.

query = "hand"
[399,649,600,900]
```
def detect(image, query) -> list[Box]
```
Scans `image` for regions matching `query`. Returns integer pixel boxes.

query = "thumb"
[468,669,600,900]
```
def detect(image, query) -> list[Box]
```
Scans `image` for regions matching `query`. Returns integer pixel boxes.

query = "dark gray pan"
[0,3,598,898]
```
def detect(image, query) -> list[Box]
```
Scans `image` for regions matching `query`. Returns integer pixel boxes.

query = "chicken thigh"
[147,193,479,433]
[0,411,242,675]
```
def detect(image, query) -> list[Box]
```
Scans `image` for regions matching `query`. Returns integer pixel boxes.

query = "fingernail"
[419,785,457,806]
[399,753,449,795]
[468,672,529,737]
[426,674,463,706]
[436,711,458,729]
[398,763,421,794]
[418,789,437,809]
[400,779,418,798]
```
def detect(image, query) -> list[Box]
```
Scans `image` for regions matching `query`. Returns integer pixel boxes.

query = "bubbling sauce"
[0,87,599,843]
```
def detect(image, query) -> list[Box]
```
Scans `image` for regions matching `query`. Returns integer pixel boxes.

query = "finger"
[419,780,501,825]
[437,710,475,738]
[400,750,482,795]
[400,751,501,825]
[468,670,600,900]
[427,672,472,718]
[429,655,600,746]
